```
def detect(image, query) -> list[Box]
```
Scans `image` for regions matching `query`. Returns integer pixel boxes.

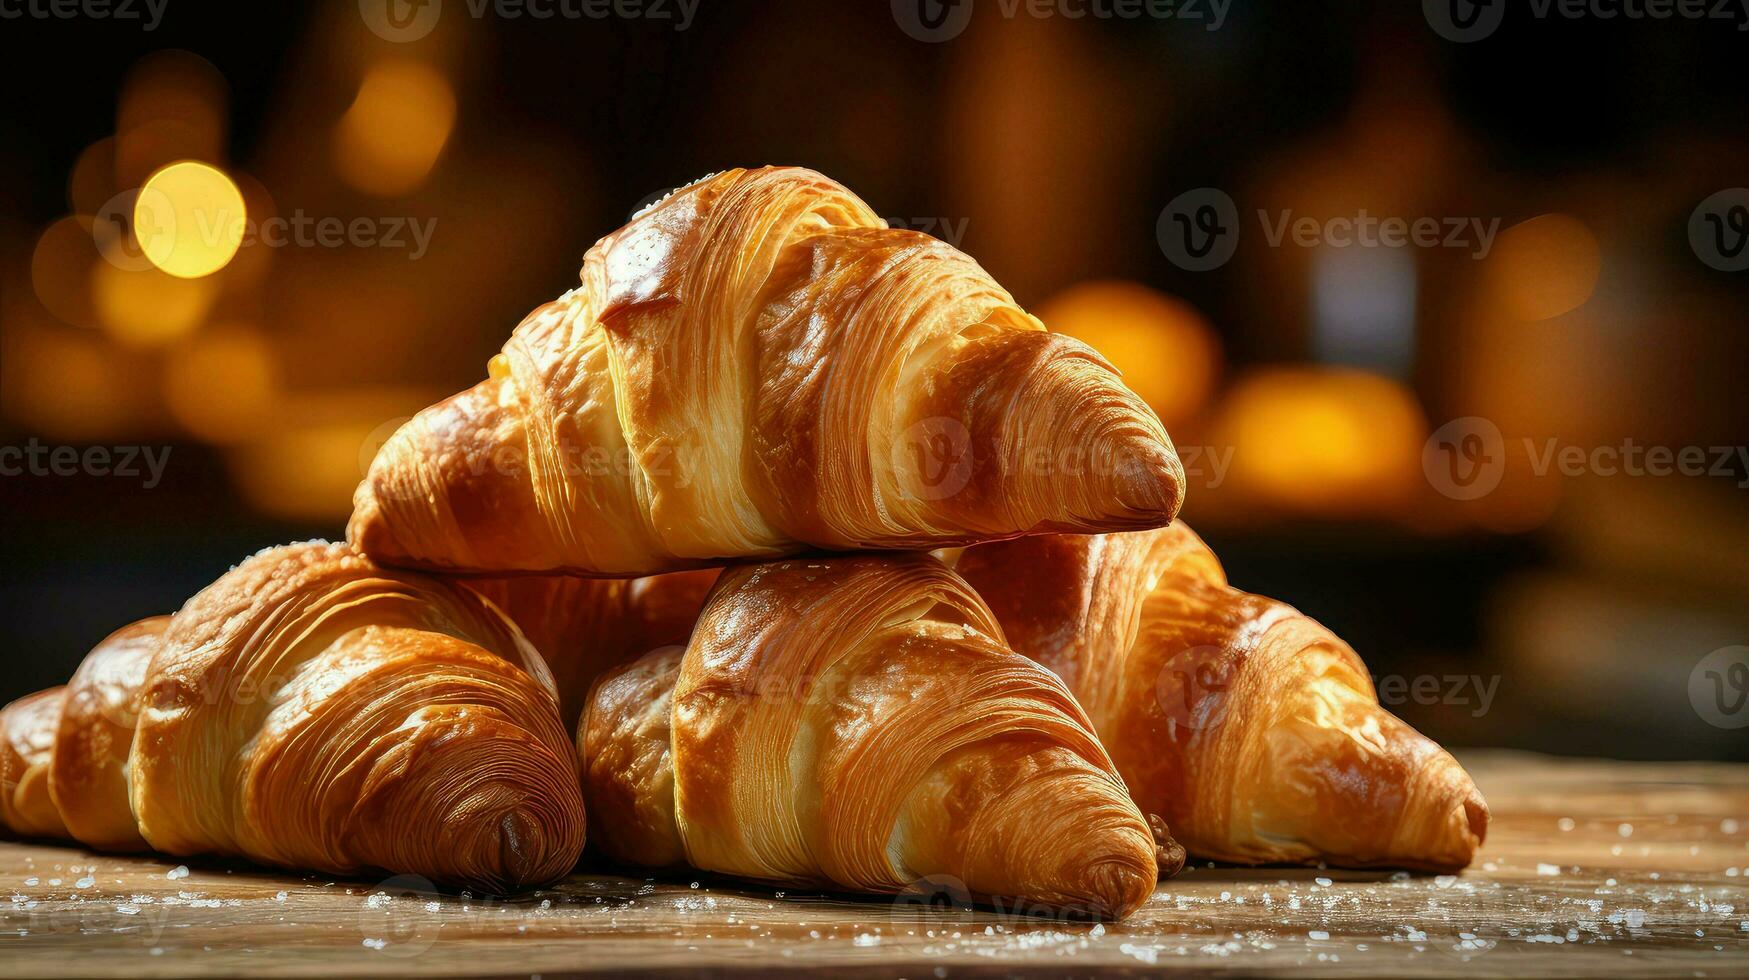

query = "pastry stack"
[0,168,1485,920]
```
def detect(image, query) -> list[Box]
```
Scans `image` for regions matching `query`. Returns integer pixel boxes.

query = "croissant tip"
[1465,791,1489,842]
[1076,855,1158,920]
[497,809,543,888]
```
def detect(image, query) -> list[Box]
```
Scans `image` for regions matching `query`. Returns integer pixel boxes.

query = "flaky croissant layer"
[351,166,1184,576]
[582,554,1174,919]
[0,543,587,893]
[957,525,1488,873]
[467,568,719,728]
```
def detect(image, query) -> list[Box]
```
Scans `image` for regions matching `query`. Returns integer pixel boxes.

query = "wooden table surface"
[3,750,1746,978]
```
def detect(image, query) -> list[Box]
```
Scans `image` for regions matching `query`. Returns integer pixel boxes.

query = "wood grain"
[3,751,1746,977]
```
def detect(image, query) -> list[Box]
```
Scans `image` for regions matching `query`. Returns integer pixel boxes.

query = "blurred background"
[1,0,1745,758]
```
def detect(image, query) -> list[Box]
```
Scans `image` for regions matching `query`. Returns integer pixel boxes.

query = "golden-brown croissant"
[126,542,587,891]
[956,525,1488,872]
[49,615,169,851]
[581,554,1175,919]
[0,688,70,839]
[351,166,1184,576]
[467,569,718,727]
[0,544,586,891]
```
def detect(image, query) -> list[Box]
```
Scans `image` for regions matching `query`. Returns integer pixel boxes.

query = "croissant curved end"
[340,705,587,893]
[1397,748,1490,872]
[0,688,71,840]
[1254,687,1491,873]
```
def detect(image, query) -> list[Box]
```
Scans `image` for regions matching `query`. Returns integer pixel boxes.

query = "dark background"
[2,0,1746,759]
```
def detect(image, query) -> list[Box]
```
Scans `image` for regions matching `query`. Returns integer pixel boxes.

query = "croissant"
[351,166,1184,576]
[1,688,69,839]
[0,543,587,892]
[581,553,1177,919]
[50,615,169,851]
[467,569,718,728]
[955,525,1489,872]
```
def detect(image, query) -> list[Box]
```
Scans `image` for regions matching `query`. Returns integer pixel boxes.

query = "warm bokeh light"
[1035,281,1221,429]
[1484,213,1601,321]
[136,161,247,278]
[30,217,102,330]
[332,61,456,197]
[227,390,441,522]
[115,51,228,188]
[0,314,157,440]
[164,328,279,444]
[67,137,118,216]
[1214,367,1428,515]
[90,260,216,347]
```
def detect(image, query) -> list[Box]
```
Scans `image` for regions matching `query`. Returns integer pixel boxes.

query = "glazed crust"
[120,542,585,891]
[582,553,1168,920]
[957,525,1489,873]
[0,688,70,839]
[48,616,169,851]
[351,167,1183,576]
[467,568,718,728]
